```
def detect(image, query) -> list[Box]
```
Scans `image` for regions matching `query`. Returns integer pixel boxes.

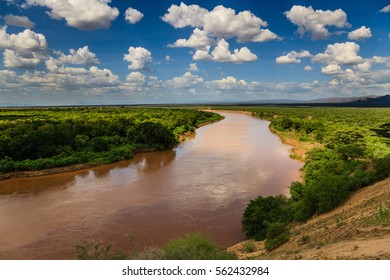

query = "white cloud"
[25,0,119,30]
[165,55,171,61]
[321,64,343,75]
[0,26,47,68]
[167,72,204,88]
[43,46,116,89]
[54,46,99,65]
[161,2,208,28]
[206,76,248,90]
[304,65,313,71]
[353,56,390,72]
[163,4,279,44]
[170,28,215,49]
[0,69,17,81]
[0,26,47,54]
[348,26,372,41]
[126,72,146,84]
[193,39,257,63]
[188,63,198,72]
[312,42,363,65]
[285,5,349,39]
[276,50,312,64]
[4,14,35,28]
[3,49,40,68]
[124,7,143,24]
[163,3,278,63]
[379,5,390,13]
[123,47,152,70]
[202,5,279,43]
[355,61,372,72]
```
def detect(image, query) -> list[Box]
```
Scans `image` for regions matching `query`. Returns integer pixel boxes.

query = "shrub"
[242,195,293,240]
[74,240,127,260]
[264,222,290,251]
[243,240,256,253]
[162,233,236,260]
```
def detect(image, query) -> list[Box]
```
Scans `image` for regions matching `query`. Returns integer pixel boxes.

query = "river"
[0,112,302,259]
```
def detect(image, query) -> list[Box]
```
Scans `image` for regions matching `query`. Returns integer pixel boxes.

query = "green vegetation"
[162,232,236,260]
[264,222,290,251]
[74,233,235,260]
[242,195,292,240]
[232,106,390,249]
[243,240,256,253]
[0,107,222,173]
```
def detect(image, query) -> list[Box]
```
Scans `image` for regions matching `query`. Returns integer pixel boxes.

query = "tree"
[242,195,292,240]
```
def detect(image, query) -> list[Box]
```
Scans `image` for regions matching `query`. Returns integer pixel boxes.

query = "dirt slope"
[229,177,390,260]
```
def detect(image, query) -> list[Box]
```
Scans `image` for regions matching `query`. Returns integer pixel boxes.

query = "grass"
[74,232,236,260]
[242,240,256,253]
[364,204,390,227]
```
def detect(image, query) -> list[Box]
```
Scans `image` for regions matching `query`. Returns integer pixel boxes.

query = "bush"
[74,240,127,260]
[243,240,256,253]
[242,195,293,240]
[264,222,290,251]
[162,233,236,260]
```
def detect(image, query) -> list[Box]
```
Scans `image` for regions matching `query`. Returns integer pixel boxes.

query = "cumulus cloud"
[304,65,313,71]
[167,72,204,88]
[379,5,390,13]
[123,47,152,70]
[355,61,372,72]
[188,63,198,71]
[41,45,118,89]
[3,49,40,68]
[161,2,208,28]
[0,26,47,54]
[124,7,143,24]
[285,5,349,39]
[321,64,343,75]
[163,3,278,62]
[202,5,279,43]
[0,26,47,68]
[276,50,312,64]
[165,55,171,61]
[193,39,257,63]
[126,71,146,84]
[163,3,279,43]
[206,76,248,90]
[54,46,99,65]
[348,26,372,41]
[353,56,390,73]
[25,0,119,30]
[312,42,363,65]
[21,67,119,90]
[170,28,215,49]
[4,14,35,28]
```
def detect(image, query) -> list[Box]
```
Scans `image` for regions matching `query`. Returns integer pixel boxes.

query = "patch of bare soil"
[229,177,390,260]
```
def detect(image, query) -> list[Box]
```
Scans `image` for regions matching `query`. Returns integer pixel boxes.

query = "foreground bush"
[264,222,290,251]
[242,195,293,240]
[162,233,236,260]
[74,233,235,260]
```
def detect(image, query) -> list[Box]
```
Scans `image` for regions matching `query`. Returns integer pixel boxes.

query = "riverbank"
[228,177,390,260]
[0,114,224,181]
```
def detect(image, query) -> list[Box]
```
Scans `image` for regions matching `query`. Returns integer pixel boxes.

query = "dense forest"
[227,106,390,249]
[0,107,222,173]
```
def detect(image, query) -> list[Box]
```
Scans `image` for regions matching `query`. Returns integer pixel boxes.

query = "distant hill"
[285,94,390,108]
[347,95,390,107]
[309,95,379,104]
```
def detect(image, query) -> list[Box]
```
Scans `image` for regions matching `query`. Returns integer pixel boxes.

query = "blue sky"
[0,0,389,105]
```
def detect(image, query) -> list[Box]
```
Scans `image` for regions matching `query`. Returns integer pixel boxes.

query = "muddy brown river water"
[0,112,302,259]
